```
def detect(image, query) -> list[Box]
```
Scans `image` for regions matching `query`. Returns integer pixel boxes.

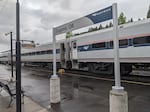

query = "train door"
[60,43,65,68]
[71,40,78,69]
[71,40,78,60]
[66,42,70,61]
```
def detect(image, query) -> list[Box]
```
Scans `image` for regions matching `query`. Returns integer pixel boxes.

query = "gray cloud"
[59,0,71,10]
[0,0,149,52]
[0,1,15,32]
[47,0,71,9]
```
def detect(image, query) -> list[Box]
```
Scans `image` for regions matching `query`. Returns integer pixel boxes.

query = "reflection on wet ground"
[0,64,150,112]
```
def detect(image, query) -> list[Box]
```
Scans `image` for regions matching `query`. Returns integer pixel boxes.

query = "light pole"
[5,32,14,81]
[16,0,21,112]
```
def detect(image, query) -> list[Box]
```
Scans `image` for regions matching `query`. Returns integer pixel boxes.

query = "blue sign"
[55,5,113,35]
[86,6,112,24]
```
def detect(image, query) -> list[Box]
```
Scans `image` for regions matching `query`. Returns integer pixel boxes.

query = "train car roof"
[68,18,150,40]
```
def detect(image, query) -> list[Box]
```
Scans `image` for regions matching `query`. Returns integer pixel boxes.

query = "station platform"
[0,95,49,112]
[0,64,150,112]
[0,82,108,112]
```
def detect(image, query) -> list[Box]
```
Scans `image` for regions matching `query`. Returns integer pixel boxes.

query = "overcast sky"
[0,0,149,52]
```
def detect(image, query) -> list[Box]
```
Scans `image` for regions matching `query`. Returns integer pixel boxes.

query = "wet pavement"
[0,64,150,112]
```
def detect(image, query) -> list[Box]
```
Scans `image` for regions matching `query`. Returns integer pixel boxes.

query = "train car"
[0,19,150,75]
[20,39,65,69]
[60,19,150,74]
[0,50,11,64]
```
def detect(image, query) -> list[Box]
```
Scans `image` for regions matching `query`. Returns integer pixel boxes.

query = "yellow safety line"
[27,67,150,86]
[121,80,150,86]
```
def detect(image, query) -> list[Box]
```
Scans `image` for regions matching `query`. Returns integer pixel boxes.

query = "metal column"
[10,32,13,79]
[52,28,57,78]
[112,3,124,91]
[16,0,22,112]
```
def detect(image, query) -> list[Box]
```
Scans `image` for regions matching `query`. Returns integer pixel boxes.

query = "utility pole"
[16,0,21,112]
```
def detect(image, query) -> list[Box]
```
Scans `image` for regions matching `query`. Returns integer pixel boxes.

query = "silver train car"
[0,19,150,74]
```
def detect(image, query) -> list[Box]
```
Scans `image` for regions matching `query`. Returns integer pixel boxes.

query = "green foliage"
[109,22,113,27]
[88,27,93,32]
[130,18,133,22]
[72,12,136,37]
[138,18,141,21]
[147,5,150,18]
[88,27,98,32]
[127,18,133,23]
[66,32,73,38]
[118,12,126,25]
[105,24,109,28]
[99,24,103,29]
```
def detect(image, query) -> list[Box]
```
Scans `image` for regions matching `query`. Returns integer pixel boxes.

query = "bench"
[0,81,24,107]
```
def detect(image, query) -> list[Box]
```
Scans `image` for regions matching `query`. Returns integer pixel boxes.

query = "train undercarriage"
[23,61,133,75]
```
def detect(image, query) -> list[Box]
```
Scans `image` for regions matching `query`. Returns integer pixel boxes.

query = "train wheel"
[121,64,132,75]
[88,63,94,73]
[66,61,72,69]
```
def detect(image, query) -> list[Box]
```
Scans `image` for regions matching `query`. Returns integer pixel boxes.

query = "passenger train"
[0,19,150,75]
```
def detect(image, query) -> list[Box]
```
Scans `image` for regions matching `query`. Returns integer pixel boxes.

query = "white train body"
[76,20,150,63]
[0,19,150,74]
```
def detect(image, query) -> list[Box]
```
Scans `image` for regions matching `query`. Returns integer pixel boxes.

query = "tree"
[109,22,113,27]
[88,27,98,32]
[105,24,109,28]
[88,27,93,32]
[99,24,103,30]
[93,27,98,31]
[127,18,133,23]
[66,32,73,38]
[147,5,150,18]
[118,12,126,25]
[130,18,133,22]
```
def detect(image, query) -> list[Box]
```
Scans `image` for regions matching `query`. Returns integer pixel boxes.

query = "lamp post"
[5,32,14,81]
[16,0,21,112]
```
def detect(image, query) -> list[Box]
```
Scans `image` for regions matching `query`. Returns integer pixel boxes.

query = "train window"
[31,52,35,55]
[35,52,37,55]
[56,49,60,53]
[47,50,52,54]
[73,42,76,49]
[133,36,150,45]
[41,51,46,54]
[119,39,128,47]
[92,42,105,49]
[61,43,65,51]
[109,39,128,48]
[110,41,113,48]
[36,51,41,55]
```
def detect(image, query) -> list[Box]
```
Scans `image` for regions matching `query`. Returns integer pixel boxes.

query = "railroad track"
[24,66,150,86]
